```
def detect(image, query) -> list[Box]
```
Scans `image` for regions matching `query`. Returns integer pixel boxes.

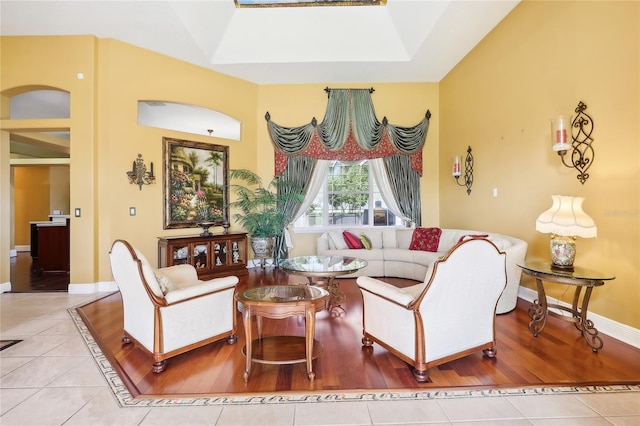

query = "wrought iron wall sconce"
[452,146,474,195]
[550,101,594,185]
[127,153,155,190]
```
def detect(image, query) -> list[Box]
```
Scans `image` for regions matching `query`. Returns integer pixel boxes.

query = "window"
[293,160,398,229]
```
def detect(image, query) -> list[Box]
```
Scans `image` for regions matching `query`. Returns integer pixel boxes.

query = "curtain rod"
[324,87,375,97]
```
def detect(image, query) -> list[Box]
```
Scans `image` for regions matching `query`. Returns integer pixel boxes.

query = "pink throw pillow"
[343,231,364,249]
[409,227,442,252]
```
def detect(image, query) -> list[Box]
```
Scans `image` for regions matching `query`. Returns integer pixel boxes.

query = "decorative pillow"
[154,270,177,295]
[328,231,349,250]
[457,234,489,244]
[409,227,442,252]
[359,233,372,250]
[343,230,364,249]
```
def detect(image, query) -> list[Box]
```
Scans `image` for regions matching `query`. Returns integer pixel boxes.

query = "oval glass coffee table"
[281,255,368,316]
[235,285,329,382]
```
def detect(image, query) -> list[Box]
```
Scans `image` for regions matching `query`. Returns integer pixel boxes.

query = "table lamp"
[535,195,597,271]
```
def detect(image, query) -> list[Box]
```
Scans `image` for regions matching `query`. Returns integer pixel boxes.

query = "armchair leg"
[412,368,430,383]
[483,346,498,358]
[226,334,238,345]
[152,360,167,373]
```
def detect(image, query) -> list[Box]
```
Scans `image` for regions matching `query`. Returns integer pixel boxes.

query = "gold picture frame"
[163,137,229,230]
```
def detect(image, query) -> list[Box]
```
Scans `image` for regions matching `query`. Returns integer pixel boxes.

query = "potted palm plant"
[228,169,304,266]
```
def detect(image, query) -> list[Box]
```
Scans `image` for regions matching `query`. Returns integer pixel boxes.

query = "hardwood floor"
[76,267,640,399]
[9,252,69,292]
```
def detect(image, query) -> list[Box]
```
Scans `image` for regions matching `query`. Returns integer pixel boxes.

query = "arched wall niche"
[138,100,241,141]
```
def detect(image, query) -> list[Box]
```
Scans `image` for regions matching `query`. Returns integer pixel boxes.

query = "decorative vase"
[250,236,275,268]
[550,234,576,271]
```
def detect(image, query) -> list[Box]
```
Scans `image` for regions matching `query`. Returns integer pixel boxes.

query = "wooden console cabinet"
[158,232,248,279]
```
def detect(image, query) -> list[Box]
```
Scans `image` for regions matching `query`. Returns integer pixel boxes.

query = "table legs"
[241,307,319,382]
[528,277,603,352]
[306,276,345,317]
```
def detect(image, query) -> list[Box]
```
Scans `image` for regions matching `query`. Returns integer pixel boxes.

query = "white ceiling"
[1,0,520,85]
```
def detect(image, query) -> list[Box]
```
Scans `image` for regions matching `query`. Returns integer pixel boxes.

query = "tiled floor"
[1,292,639,426]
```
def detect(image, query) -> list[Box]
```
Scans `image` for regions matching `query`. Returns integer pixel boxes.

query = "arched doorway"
[7,89,71,292]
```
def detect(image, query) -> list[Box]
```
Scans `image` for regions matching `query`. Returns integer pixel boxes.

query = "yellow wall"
[1,36,258,284]
[440,0,639,328]
[13,166,50,245]
[256,83,440,255]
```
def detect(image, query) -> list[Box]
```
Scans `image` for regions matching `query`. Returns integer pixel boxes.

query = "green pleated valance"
[267,88,431,176]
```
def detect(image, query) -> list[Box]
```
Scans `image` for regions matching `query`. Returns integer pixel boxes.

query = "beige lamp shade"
[536,195,597,238]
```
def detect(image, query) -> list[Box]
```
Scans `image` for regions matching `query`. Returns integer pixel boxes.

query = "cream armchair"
[109,239,239,373]
[356,238,506,382]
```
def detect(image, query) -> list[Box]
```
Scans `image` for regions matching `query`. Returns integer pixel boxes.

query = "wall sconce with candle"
[550,101,594,185]
[127,153,155,190]
[452,146,473,195]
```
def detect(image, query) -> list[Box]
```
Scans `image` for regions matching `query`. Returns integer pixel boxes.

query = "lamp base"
[549,234,576,272]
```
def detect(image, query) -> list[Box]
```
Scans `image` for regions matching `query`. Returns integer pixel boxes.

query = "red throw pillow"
[457,234,489,243]
[343,231,364,249]
[409,227,442,252]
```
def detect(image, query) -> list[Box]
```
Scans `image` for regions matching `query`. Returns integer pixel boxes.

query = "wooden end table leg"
[577,286,603,352]
[305,306,316,382]
[528,277,548,337]
[242,307,252,382]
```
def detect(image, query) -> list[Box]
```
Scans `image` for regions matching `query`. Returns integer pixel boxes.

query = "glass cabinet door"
[192,243,209,269]
[213,241,228,267]
[231,239,244,264]
[171,244,190,265]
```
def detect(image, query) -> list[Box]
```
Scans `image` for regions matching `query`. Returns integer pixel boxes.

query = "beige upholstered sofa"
[316,227,527,314]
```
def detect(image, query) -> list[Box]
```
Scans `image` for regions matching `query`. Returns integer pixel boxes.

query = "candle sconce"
[550,101,594,185]
[127,153,155,190]
[452,146,474,195]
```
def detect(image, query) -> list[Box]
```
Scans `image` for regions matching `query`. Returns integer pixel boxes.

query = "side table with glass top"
[518,261,615,352]
[235,285,329,382]
[281,255,368,316]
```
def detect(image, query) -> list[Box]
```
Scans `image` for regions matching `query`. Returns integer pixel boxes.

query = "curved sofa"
[316,227,528,314]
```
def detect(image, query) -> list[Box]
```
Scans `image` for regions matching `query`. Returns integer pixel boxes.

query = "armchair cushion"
[357,275,427,307]
[155,270,178,295]
[164,276,239,304]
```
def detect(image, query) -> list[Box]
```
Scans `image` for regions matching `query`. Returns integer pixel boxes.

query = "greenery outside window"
[293,160,398,230]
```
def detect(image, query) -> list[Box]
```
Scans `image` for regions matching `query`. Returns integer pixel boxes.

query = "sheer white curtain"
[284,159,330,251]
[370,158,411,224]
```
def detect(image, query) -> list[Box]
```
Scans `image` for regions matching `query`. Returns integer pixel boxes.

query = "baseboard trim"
[517,286,640,349]
[68,281,118,294]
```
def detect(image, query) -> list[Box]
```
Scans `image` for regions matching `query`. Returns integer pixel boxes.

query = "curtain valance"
[267,88,431,176]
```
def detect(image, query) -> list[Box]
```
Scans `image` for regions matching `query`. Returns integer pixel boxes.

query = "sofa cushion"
[328,231,349,250]
[382,228,398,248]
[356,229,383,249]
[409,227,442,252]
[343,230,364,249]
[359,233,372,250]
[396,228,414,249]
[385,248,441,267]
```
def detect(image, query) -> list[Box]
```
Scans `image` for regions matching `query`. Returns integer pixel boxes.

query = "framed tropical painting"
[163,137,229,230]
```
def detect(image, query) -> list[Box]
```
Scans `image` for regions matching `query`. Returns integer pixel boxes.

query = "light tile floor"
[1,292,639,426]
